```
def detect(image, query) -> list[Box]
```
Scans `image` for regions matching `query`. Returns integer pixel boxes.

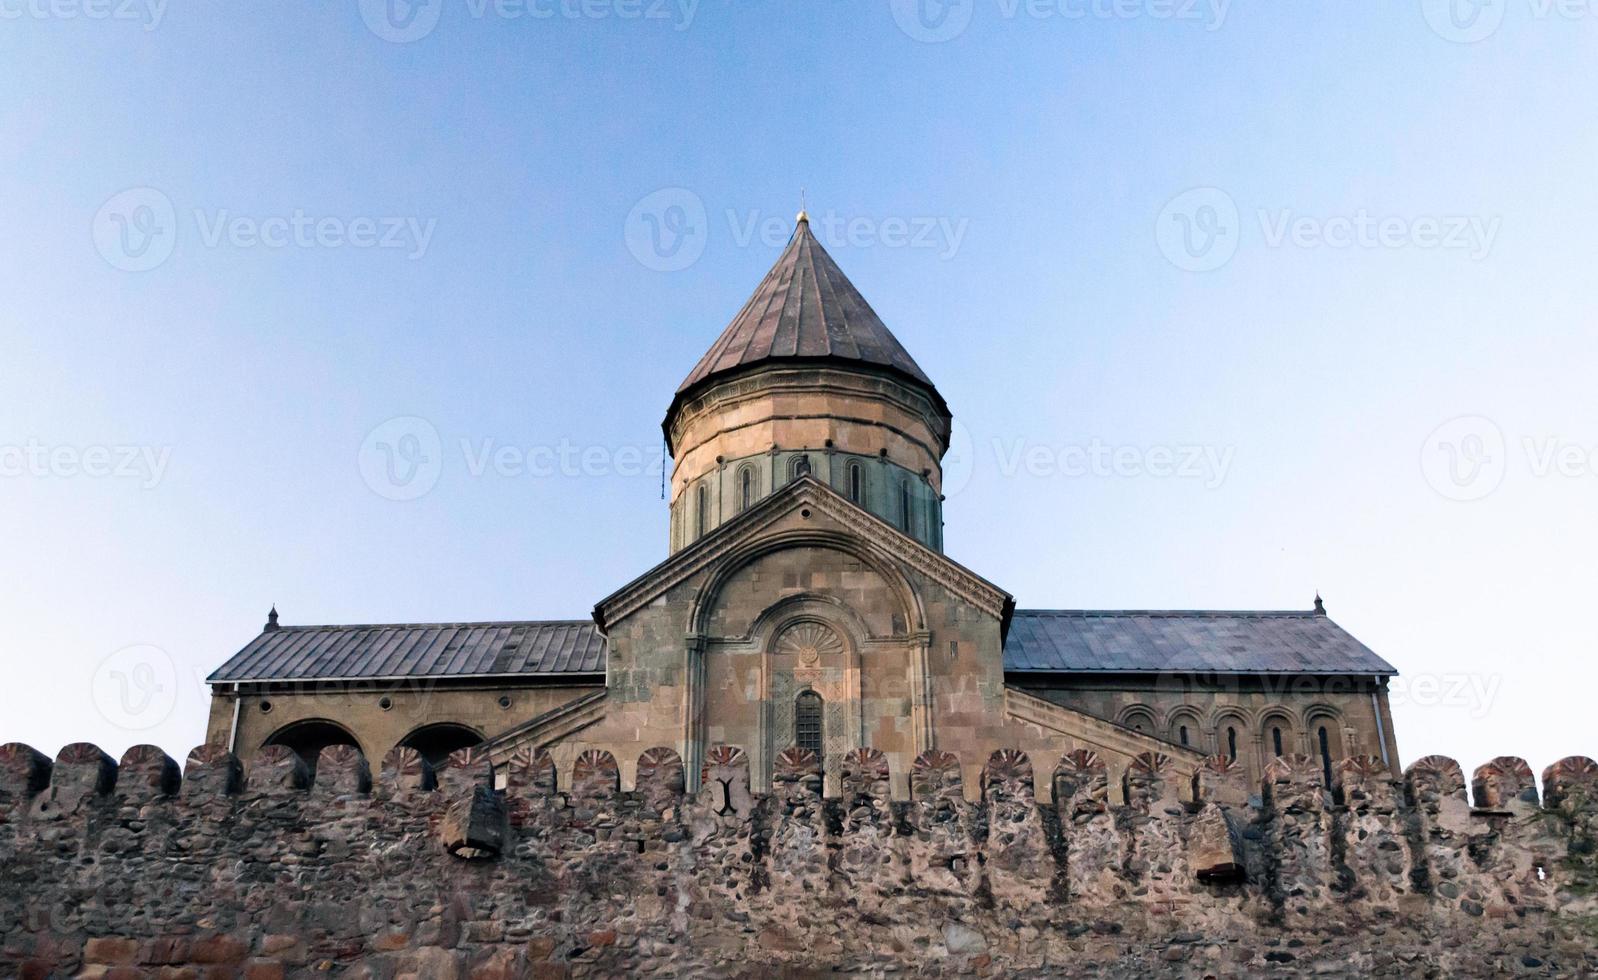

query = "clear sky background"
[2,0,1594,785]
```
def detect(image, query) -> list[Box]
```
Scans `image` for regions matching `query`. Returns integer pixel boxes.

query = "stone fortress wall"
[2,738,1596,978]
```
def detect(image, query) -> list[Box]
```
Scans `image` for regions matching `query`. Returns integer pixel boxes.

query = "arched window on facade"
[1273,726,1285,758]
[795,690,824,758]
[848,462,863,504]
[738,466,755,512]
[1317,725,1333,788]
[1179,725,1190,748]
[696,483,709,539]
[1227,726,1239,761]
[1120,706,1157,736]
[790,454,812,481]
[398,723,484,769]
[899,482,913,534]
[263,720,359,779]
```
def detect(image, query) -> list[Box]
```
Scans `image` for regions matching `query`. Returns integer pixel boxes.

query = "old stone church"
[206,212,1401,801]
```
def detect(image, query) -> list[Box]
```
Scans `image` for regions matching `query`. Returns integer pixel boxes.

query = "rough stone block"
[982,748,1033,806]
[247,745,310,795]
[116,745,180,803]
[33,743,116,818]
[698,745,751,817]
[571,749,619,799]
[910,749,962,804]
[440,784,507,860]
[314,745,372,796]
[502,749,556,798]
[1543,756,1598,812]
[1053,749,1108,819]
[0,742,52,810]
[379,746,434,796]
[1193,755,1249,809]
[634,747,684,813]
[1123,751,1179,811]
[1473,756,1537,811]
[436,747,493,797]
[183,743,243,797]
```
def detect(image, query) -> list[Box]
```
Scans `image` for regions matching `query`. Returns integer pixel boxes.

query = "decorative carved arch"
[1164,706,1204,750]
[1211,708,1252,761]
[751,601,864,796]
[686,528,925,639]
[1258,709,1296,761]
[1114,704,1159,736]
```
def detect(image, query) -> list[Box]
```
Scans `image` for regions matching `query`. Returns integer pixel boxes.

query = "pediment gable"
[593,475,1013,635]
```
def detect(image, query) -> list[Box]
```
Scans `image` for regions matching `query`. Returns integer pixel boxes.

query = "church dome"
[664,214,953,555]
[664,214,949,450]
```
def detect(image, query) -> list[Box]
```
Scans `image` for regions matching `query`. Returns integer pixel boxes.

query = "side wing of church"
[205,213,1400,800]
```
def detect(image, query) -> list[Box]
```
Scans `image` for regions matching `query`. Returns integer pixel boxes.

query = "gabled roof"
[666,215,946,438]
[594,473,1014,636]
[1002,610,1396,676]
[207,621,607,684]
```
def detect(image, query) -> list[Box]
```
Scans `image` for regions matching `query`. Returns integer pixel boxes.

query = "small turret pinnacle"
[265,605,280,632]
[1313,593,1326,615]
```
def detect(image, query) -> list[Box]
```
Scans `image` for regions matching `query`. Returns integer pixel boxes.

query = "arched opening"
[847,462,863,504]
[1179,725,1190,748]
[899,482,913,534]
[738,466,755,512]
[1273,726,1285,758]
[398,723,484,769]
[1119,706,1157,736]
[790,454,812,480]
[1226,726,1238,761]
[795,690,824,760]
[262,719,359,777]
[696,483,709,539]
[1317,726,1333,788]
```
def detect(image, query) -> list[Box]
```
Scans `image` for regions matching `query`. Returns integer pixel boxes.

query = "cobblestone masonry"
[3,741,1597,978]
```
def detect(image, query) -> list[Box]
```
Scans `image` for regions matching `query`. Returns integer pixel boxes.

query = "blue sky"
[3,0,1595,782]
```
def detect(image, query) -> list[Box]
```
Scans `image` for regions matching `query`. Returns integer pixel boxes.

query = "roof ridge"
[1015,609,1321,619]
[267,619,595,632]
